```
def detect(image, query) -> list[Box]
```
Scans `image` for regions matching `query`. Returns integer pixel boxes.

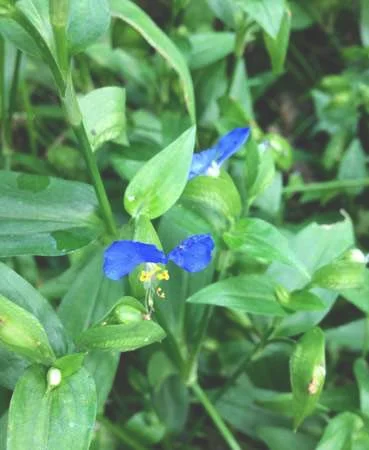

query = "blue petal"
[188,147,217,180]
[214,127,250,166]
[167,234,215,272]
[103,240,167,280]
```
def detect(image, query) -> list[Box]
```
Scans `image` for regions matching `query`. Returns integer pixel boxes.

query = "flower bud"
[47,367,62,390]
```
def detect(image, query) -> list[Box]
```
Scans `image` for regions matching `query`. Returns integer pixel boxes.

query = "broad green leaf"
[338,139,367,195]
[0,0,53,58]
[187,274,287,316]
[354,358,369,417]
[290,327,326,429]
[216,375,290,439]
[206,0,238,27]
[270,215,355,336]
[326,319,367,353]
[76,321,166,352]
[278,289,325,312]
[58,246,125,339]
[258,426,317,450]
[223,218,308,276]
[264,8,291,74]
[316,412,364,450]
[148,351,177,392]
[7,365,96,450]
[245,141,276,206]
[0,263,68,357]
[340,270,369,313]
[0,295,55,365]
[85,351,119,414]
[124,126,195,219]
[181,171,241,234]
[153,375,189,434]
[188,32,235,70]
[53,353,86,379]
[229,59,254,119]
[79,87,127,152]
[239,0,285,39]
[110,0,196,122]
[311,260,366,291]
[0,171,103,257]
[67,0,110,54]
[122,411,165,447]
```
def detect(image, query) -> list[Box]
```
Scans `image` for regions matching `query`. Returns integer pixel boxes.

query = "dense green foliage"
[0,0,369,449]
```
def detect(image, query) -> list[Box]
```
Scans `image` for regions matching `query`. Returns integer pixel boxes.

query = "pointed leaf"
[124,126,196,219]
[110,0,195,122]
[7,365,96,450]
[290,327,326,429]
[79,87,127,151]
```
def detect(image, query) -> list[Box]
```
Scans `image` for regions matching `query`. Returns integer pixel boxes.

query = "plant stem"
[11,7,117,236]
[6,49,22,145]
[283,177,369,195]
[49,0,69,77]
[98,416,149,450]
[21,79,38,156]
[191,382,242,450]
[73,123,117,236]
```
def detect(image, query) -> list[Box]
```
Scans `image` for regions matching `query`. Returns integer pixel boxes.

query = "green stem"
[73,123,117,236]
[6,49,22,145]
[50,0,69,76]
[283,177,369,195]
[98,416,149,450]
[21,79,38,156]
[191,383,242,450]
[11,7,117,236]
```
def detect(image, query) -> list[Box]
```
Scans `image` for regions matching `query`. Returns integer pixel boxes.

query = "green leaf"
[0,171,103,257]
[181,170,241,234]
[258,426,318,450]
[290,327,326,429]
[187,274,287,316]
[76,321,166,352]
[85,351,120,414]
[0,0,53,58]
[338,139,368,195]
[240,0,285,39]
[0,295,55,365]
[360,0,369,47]
[245,142,276,206]
[311,260,366,291]
[58,246,125,340]
[110,0,196,122]
[188,32,235,70]
[53,353,86,379]
[0,413,7,450]
[278,289,325,312]
[354,358,369,417]
[264,8,291,75]
[223,218,308,276]
[0,263,69,357]
[340,270,369,314]
[153,375,189,434]
[206,0,238,28]
[272,215,355,336]
[316,412,364,450]
[67,0,110,54]
[78,87,127,152]
[7,365,96,450]
[124,126,195,219]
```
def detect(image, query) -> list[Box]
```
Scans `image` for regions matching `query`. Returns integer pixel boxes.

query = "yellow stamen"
[157,270,170,281]
[156,287,166,299]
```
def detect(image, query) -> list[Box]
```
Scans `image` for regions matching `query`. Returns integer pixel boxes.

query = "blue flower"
[188,127,251,180]
[104,234,215,281]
